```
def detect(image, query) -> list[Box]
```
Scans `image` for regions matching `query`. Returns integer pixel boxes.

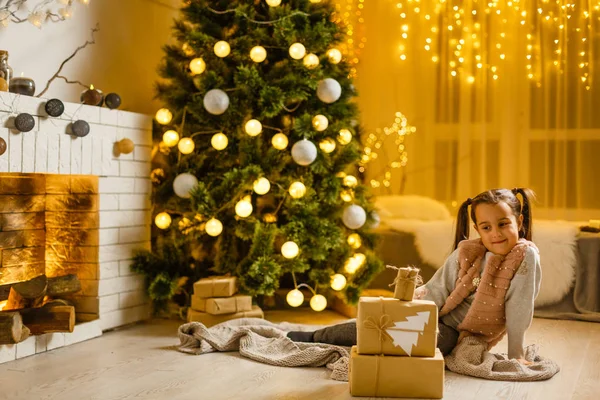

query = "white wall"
[0,0,179,115]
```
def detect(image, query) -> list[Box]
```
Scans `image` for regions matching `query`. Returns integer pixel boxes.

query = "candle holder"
[9,77,35,96]
[80,85,104,106]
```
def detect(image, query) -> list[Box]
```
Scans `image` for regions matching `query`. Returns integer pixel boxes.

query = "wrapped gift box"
[191,294,252,315]
[349,346,444,399]
[193,275,237,298]
[357,296,438,357]
[187,305,264,326]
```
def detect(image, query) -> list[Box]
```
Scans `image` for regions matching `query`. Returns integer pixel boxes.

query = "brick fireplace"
[0,92,152,364]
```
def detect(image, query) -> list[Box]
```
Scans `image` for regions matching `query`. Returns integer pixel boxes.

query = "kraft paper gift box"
[191,294,252,315]
[349,346,444,399]
[187,305,264,327]
[357,296,438,357]
[388,266,421,301]
[193,275,237,298]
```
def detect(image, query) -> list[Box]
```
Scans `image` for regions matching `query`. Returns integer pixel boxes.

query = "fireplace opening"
[0,173,98,345]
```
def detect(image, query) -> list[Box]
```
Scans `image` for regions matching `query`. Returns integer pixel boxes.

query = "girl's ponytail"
[513,188,534,241]
[453,198,472,250]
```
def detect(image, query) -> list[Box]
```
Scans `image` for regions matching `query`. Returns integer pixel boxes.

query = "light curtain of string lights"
[359,112,416,189]
[0,0,90,29]
[331,0,366,78]
[395,0,597,89]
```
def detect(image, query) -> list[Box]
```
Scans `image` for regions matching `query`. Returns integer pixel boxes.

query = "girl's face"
[473,201,523,255]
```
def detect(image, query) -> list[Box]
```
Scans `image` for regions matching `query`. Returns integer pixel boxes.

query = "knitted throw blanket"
[177,318,350,381]
[445,336,560,381]
[177,318,559,382]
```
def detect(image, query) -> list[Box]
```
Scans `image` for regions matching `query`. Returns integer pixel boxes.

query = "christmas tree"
[133,0,383,312]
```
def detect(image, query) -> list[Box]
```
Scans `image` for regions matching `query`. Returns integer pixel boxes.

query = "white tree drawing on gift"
[385,311,431,356]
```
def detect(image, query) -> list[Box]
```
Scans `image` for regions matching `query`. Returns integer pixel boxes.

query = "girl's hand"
[517,358,532,366]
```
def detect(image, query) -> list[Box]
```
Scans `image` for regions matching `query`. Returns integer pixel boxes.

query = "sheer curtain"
[341,0,600,220]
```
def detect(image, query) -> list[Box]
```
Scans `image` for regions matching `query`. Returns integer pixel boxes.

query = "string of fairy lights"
[395,0,598,89]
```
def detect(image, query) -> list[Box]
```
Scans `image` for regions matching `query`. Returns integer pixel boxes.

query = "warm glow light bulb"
[289,182,306,199]
[155,108,172,125]
[338,129,352,145]
[319,138,336,153]
[214,41,231,57]
[303,53,320,69]
[245,119,262,136]
[235,196,253,218]
[250,46,267,62]
[281,241,299,258]
[312,115,329,131]
[211,133,228,150]
[272,133,289,150]
[155,212,171,229]
[340,189,353,202]
[344,253,366,274]
[327,48,342,64]
[205,218,223,236]
[162,130,179,147]
[343,175,358,188]
[266,0,282,6]
[347,233,362,249]
[286,289,304,307]
[189,58,206,75]
[253,178,271,195]
[309,0,322,3]
[330,274,347,291]
[310,294,327,312]
[289,43,306,60]
[178,138,195,154]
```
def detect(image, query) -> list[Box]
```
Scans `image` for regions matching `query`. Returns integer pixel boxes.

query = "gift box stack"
[349,267,444,399]
[187,275,264,326]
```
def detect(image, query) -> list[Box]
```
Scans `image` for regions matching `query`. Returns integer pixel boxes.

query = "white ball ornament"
[266,0,282,6]
[317,78,342,103]
[203,89,230,115]
[173,173,198,198]
[250,46,267,62]
[291,140,318,166]
[289,43,306,60]
[312,115,329,131]
[342,204,367,230]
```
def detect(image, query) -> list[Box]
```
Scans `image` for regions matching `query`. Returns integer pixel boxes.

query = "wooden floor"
[0,310,598,400]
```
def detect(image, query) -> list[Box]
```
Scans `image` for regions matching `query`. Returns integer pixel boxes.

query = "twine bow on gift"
[386,265,423,301]
[363,315,393,354]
